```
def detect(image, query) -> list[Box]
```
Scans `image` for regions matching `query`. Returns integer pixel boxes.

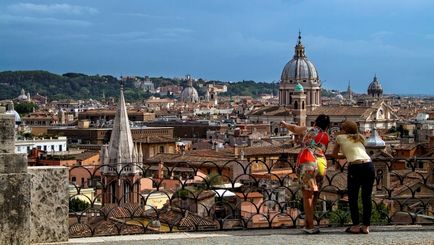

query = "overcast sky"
[1,0,434,94]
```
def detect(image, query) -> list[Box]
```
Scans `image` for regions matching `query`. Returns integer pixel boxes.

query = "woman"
[332,120,375,234]
[280,114,330,234]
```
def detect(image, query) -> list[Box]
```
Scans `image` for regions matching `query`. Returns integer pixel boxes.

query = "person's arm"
[280,121,306,135]
[331,143,341,170]
[331,143,340,159]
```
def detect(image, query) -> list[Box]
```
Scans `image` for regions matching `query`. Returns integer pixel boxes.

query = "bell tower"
[292,83,306,127]
[101,82,141,204]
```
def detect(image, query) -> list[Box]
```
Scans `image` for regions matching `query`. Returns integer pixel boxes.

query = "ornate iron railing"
[68,155,434,237]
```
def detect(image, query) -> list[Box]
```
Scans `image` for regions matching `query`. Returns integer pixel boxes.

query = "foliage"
[0,70,336,101]
[326,196,389,226]
[14,102,38,115]
[0,70,121,101]
[69,197,90,212]
[205,172,223,186]
[220,80,278,97]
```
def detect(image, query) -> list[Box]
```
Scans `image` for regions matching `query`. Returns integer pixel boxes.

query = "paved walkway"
[37,226,434,245]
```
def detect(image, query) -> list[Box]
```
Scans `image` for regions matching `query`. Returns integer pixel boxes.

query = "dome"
[181,79,199,103]
[6,110,21,124]
[294,83,304,92]
[335,94,344,101]
[281,58,318,81]
[281,33,319,82]
[5,102,21,124]
[17,88,28,101]
[367,75,383,96]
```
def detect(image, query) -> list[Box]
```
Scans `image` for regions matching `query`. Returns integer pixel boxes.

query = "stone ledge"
[33,225,434,245]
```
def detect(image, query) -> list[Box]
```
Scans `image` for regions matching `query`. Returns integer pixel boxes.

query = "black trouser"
[347,162,375,226]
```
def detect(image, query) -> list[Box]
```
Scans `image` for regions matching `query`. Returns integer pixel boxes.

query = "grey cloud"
[306,34,433,58]
[0,14,92,26]
[119,12,182,20]
[7,3,99,15]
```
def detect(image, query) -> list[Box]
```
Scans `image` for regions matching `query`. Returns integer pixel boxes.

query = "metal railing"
[68,155,434,237]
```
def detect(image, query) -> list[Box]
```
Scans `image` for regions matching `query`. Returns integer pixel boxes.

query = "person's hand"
[280,121,286,127]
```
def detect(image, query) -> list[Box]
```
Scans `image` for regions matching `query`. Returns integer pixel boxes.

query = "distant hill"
[0,70,339,102]
[0,70,143,101]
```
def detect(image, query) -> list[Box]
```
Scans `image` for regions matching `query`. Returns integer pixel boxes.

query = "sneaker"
[303,227,320,234]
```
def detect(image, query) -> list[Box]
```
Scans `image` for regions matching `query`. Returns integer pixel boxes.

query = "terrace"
[1,111,433,244]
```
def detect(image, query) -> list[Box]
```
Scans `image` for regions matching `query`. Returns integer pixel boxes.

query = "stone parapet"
[0,111,31,245]
[0,153,28,174]
[0,172,31,245]
[29,166,69,244]
[0,114,15,153]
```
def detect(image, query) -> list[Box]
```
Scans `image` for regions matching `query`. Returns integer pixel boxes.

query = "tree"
[69,197,90,212]
[14,102,38,115]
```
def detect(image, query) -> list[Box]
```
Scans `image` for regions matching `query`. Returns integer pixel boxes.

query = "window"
[59,145,62,151]
[159,146,164,153]
[43,145,47,151]
[71,176,76,183]
[51,145,54,151]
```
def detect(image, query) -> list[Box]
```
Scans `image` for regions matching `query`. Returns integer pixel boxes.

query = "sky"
[1,0,434,95]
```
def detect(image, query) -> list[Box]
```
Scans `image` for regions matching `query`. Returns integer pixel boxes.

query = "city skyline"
[1,0,434,94]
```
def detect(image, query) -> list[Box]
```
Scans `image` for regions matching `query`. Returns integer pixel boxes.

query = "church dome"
[367,75,383,97]
[5,102,21,124]
[335,94,344,101]
[17,88,28,101]
[281,33,319,82]
[181,79,199,103]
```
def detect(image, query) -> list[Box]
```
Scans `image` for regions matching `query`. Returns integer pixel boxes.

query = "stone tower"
[291,83,307,127]
[101,84,141,204]
[347,81,353,101]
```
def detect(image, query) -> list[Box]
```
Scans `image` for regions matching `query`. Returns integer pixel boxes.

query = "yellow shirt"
[336,135,371,163]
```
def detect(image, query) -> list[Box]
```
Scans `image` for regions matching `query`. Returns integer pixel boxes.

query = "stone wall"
[0,113,31,245]
[0,154,30,245]
[29,166,69,244]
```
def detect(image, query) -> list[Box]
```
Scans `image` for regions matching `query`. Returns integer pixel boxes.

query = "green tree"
[69,197,90,212]
[326,197,389,226]
[14,102,38,115]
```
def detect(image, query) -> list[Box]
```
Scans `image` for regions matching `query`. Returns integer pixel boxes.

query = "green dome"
[294,83,304,92]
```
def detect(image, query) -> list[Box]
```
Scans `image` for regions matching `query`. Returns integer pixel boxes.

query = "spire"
[107,84,134,165]
[298,30,302,45]
[294,31,305,58]
[347,81,352,101]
